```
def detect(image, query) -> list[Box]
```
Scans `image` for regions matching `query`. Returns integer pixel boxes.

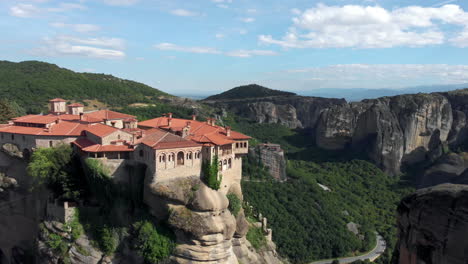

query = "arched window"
[177,151,185,166]
[236,143,239,148]
[244,142,247,148]
[228,158,232,169]
[118,134,121,140]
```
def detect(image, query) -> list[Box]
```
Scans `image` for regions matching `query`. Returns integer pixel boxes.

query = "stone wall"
[46,200,76,223]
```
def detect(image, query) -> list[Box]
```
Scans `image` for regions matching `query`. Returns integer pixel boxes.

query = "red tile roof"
[84,110,135,121]
[0,121,87,136]
[73,138,134,152]
[68,103,84,107]
[50,98,67,102]
[138,117,250,146]
[84,123,120,137]
[12,115,58,125]
[139,128,200,149]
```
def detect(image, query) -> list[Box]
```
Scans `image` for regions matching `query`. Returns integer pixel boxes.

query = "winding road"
[309,234,386,264]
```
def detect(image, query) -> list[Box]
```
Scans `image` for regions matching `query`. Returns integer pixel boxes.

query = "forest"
[235,119,414,264]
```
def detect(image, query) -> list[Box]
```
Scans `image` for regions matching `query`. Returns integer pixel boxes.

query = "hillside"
[204,84,296,101]
[0,60,169,113]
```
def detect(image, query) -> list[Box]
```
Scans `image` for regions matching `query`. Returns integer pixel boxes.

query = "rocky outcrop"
[395,184,468,264]
[249,144,287,181]
[204,95,346,129]
[144,176,283,264]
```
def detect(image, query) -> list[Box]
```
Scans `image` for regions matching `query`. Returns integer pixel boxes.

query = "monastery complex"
[0,98,250,191]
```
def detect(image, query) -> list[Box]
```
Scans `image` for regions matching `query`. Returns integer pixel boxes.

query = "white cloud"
[238,29,248,35]
[154,43,221,54]
[247,9,257,14]
[215,33,225,39]
[284,64,468,85]
[10,4,36,17]
[170,9,199,17]
[450,28,468,47]
[103,0,139,6]
[50,22,101,33]
[240,17,255,23]
[211,0,232,3]
[217,4,228,9]
[10,2,85,18]
[32,35,126,59]
[154,43,277,58]
[259,4,468,49]
[225,49,278,58]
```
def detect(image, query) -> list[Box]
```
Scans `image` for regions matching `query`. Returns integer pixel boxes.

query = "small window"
[118,135,121,140]
[22,135,26,141]
[11,134,14,140]
[139,150,144,157]
[49,141,53,147]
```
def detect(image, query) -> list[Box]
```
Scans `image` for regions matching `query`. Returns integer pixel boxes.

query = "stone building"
[0,99,250,189]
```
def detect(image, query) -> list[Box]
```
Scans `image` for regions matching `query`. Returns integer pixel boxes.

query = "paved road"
[310,234,386,264]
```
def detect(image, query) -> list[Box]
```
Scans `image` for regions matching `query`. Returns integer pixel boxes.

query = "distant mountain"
[203,84,296,101]
[0,60,169,113]
[299,84,468,102]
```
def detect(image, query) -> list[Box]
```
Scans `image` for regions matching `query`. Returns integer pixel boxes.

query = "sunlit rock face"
[395,184,468,264]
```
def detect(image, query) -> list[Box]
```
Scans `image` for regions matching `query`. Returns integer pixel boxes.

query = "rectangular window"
[49,141,53,147]
[11,134,14,140]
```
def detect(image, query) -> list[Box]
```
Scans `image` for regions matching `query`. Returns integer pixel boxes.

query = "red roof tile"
[50,98,67,102]
[73,138,134,152]
[0,121,87,136]
[84,123,119,137]
[13,115,58,125]
[138,117,250,146]
[139,128,200,149]
[68,103,84,107]
[84,110,135,121]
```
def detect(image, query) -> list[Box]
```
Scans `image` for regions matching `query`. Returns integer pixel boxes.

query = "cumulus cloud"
[154,43,277,58]
[32,35,125,59]
[259,4,468,49]
[50,22,101,33]
[284,64,468,86]
[170,9,199,17]
[10,2,85,17]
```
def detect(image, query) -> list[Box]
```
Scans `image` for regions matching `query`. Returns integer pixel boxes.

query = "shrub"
[99,226,118,255]
[227,193,241,216]
[246,226,267,250]
[202,155,222,190]
[133,221,175,263]
[47,233,68,256]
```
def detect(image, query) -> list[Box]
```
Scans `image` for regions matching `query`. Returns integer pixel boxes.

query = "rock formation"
[144,176,282,264]
[249,144,287,181]
[395,184,468,264]
[207,91,460,175]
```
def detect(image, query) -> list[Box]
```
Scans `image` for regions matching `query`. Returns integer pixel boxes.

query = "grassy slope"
[0,60,169,113]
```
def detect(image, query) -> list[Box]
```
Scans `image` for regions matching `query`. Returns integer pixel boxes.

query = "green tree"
[0,99,24,123]
[227,193,241,216]
[133,221,175,263]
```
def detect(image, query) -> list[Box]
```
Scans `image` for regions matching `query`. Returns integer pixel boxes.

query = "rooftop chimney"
[211,118,216,126]
[168,113,173,119]
[226,126,231,137]
[192,115,197,121]
[79,113,84,121]
[168,117,172,127]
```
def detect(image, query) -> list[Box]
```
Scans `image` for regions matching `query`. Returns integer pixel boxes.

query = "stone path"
[309,234,386,264]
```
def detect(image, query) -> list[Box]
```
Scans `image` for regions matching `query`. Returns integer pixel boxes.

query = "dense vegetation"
[204,84,296,101]
[30,145,175,261]
[0,60,168,113]
[203,155,222,190]
[0,99,26,123]
[230,119,414,264]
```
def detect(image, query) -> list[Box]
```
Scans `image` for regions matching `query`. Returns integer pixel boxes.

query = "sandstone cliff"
[248,144,287,181]
[395,183,468,264]
[206,91,464,175]
[144,176,283,264]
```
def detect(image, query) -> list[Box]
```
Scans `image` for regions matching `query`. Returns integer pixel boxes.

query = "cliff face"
[395,184,468,264]
[144,176,282,264]
[205,95,346,129]
[207,91,461,175]
[249,144,287,181]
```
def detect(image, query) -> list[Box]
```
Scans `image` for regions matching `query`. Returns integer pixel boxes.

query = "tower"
[49,98,67,115]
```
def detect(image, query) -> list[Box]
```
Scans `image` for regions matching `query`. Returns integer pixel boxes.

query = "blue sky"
[1,0,468,95]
